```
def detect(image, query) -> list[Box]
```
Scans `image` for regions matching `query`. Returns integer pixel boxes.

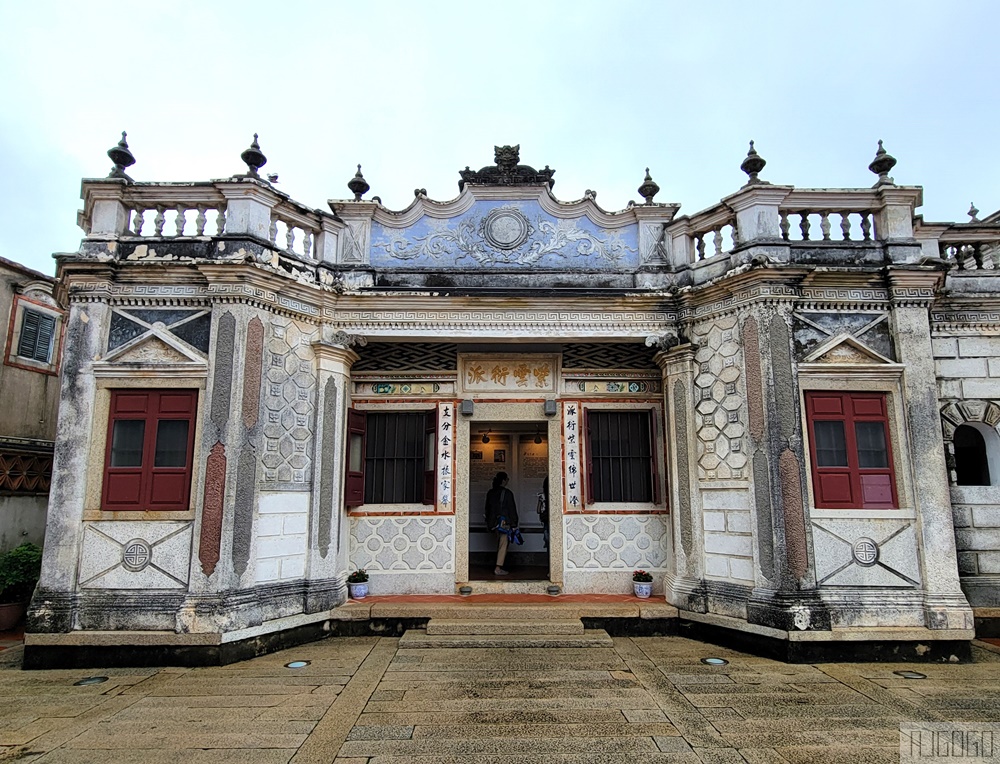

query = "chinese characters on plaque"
[459,355,558,394]
[563,402,582,511]
[438,402,454,511]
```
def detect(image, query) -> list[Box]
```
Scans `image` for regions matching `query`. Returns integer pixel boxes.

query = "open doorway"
[469,422,549,581]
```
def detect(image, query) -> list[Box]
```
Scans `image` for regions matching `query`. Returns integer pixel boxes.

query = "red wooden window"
[584,409,659,504]
[805,392,897,509]
[102,390,198,511]
[344,409,437,508]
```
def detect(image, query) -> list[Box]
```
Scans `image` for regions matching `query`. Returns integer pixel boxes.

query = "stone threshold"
[22,595,977,668]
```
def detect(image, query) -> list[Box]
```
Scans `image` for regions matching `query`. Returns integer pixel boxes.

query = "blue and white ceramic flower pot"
[633,582,652,598]
[348,582,368,599]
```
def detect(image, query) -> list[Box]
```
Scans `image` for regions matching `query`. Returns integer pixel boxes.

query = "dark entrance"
[468,423,549,580]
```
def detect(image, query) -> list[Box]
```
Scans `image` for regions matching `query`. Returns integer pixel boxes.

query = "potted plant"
[346,569,369,599]
[632,569,653,599]
[0,543,42,631]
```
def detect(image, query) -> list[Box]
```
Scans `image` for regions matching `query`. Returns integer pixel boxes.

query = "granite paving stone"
[1,633,1000,763]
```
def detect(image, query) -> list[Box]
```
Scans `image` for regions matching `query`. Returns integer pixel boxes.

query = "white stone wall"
[934,336,1000,400]
[563,514,670,593]
[953,485,1000,606]
[254,492,309,583]
[701,487,754,583]
[349,515,455,594]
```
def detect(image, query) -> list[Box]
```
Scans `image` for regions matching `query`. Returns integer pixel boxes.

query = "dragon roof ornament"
[458,145,555,191]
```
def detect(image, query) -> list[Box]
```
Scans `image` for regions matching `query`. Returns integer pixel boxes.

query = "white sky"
[0,1,997,276]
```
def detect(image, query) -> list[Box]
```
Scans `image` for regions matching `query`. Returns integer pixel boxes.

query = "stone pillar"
[877,186,922,264]
[28,299,110,632]
[180,303,266,633]
[724,185,793,265]
[888,270,974,630]
[82,181,130,239]
[303,335,361,612]
[742,304,831,632]
[216,180,280,241]
[656,342,709,612]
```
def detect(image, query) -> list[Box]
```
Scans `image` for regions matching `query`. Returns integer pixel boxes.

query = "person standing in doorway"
[485,471,518,576]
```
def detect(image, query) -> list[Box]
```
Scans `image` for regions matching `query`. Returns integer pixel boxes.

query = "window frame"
[344,407,437,509]
[805,391,898,510]
[582,405,661,508]
[101,389,198,512]
[4,294,64,376]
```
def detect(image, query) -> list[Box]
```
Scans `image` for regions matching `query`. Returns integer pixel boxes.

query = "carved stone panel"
[692,316,747,480]
[262,318,318,486]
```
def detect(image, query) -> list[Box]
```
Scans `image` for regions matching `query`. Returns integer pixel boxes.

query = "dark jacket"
[484,486,518,530]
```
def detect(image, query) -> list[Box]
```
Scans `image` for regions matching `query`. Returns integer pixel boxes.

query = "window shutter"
[33,313,56,362]
[648,410,661,505]
[146,391,197,510]
[344,409,366,507]
[17,310,39,359]
[583,406,593,506]
[422,407,438,506]
[17,309,56,363]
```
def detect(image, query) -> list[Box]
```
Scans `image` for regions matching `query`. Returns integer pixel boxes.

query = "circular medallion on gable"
[122,539,152,572]
[482,207,531,250]
[851,537,879,567]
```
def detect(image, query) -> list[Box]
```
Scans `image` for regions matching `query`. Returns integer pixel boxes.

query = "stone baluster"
[285,222,295,253]
[195,207,207,236]
[269,215,278,246]
[840,211,851,241]
[215,205,226,235]
[174,205,186,236]
[779,210,790,241]
[695,233,706,261]
[153,206,165,236]
[713,228,724,257]
[820,212,831,241]
[132,208,145,235]
[798,212,810,241]
[303,231,313,259]
[860,213,872,241]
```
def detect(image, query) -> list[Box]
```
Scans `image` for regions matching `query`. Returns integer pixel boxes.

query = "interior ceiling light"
[533,429,543,444]
[482,429,491,444]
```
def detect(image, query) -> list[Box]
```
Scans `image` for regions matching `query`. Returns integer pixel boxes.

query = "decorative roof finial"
[348,164,370,201]
[240,133,267,178]
[107,131,136,181]
[740,140,768,185]
[868,139,896,186]
[637,168,660,204]
[968,202,980,223]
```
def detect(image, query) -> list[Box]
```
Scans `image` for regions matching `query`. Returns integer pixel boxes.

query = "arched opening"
[954,423,994,486]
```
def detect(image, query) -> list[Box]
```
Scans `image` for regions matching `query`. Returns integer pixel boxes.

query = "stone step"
[398,629,614,649]
[425,618,585,636]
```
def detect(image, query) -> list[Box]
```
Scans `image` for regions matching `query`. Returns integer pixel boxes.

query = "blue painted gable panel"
[370,201,638,270]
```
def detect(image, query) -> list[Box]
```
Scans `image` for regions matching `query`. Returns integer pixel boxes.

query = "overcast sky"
[0,1,996,276]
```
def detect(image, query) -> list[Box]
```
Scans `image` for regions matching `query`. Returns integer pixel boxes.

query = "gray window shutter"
[18,309,56,362]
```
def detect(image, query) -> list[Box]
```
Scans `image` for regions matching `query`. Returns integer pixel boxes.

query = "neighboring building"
[0,256,63,553]
[25,136,1000,665]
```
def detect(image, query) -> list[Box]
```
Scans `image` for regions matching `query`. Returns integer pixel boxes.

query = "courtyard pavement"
[2,631,1000,763]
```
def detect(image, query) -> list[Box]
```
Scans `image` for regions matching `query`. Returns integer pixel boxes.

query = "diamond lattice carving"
[353,343,458,372]
[693,317,746,480]
[0,450,52,494]
[561,343,659,370]
[262,318,317,484]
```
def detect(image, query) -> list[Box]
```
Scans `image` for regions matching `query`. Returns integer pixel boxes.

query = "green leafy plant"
[347,569,369,584]
[0,543,42,604]
[632,569,652,583]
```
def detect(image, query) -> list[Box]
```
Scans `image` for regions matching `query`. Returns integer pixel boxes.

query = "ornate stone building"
[24,136,1000,665]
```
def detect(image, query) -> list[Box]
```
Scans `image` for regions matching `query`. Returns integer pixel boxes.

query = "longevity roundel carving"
[122,539,152,572]
[481,207,532,251]
[851,537,879,567]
